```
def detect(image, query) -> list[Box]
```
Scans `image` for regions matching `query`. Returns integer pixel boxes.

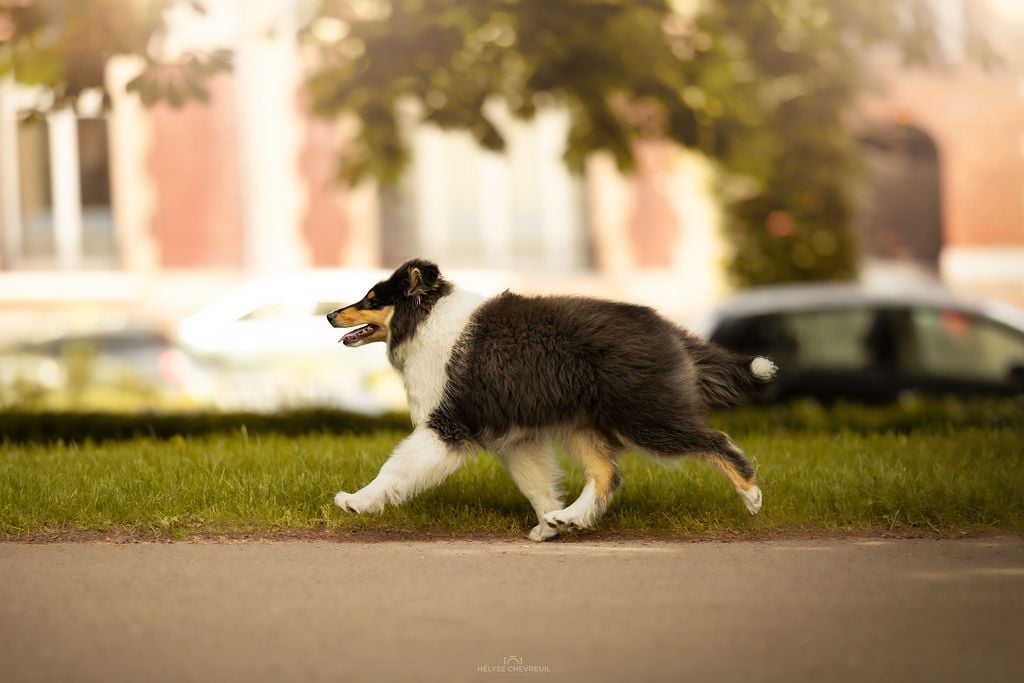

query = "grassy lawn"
[1,406,1022,539]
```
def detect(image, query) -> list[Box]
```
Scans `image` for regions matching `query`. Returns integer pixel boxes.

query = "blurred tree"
[0,0,229,110]
[301,0,967,285]
[1,0,990,284]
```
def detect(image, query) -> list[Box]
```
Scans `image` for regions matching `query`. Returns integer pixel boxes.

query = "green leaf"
[185,76,210,103]
[164,81,184,108]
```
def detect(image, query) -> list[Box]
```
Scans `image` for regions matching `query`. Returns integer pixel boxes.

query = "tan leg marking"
[564,431,620,497]
[706,453,757,491]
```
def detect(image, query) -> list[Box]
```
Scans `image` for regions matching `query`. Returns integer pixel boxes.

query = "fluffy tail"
[678,331,777,408]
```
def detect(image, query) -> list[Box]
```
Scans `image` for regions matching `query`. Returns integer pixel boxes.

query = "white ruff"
[390,287,484,425]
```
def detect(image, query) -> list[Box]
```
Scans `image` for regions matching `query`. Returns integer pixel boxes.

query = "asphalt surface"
[1,538,1022,683]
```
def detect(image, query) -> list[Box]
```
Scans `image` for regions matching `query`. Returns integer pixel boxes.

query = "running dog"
[328,259,776,541]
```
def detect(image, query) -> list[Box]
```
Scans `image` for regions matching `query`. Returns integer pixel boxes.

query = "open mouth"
[341,324,379,346]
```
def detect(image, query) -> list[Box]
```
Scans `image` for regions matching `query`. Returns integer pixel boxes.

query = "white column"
[668,148,728,305]
[0,79,22,268]
[477,100,512,266]
[106,56,158,272]
[536,109,579,270]
[47,108,83,270]
[584,153,636,274]
[412,126,450,259]
[343,176,382,267]
[231,0,308,273]
[478,150,512,265]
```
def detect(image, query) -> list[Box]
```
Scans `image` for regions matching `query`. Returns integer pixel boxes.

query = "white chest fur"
[390,288,484,425]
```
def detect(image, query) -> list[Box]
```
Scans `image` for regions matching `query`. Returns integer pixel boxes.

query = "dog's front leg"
[335,427,464,514]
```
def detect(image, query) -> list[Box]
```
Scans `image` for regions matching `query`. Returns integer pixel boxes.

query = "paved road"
[1,538,1022,683]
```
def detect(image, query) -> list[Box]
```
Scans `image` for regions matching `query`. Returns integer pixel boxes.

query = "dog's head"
[327,259,447,347]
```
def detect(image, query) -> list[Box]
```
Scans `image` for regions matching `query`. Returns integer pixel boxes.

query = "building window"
[16,116,54,265]
[380,106,591,271]
[0,83,118,270]
[77,116,118,267]
[857,123,942,270]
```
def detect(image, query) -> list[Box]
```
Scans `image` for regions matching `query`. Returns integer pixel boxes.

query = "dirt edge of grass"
[4,526,1021,545]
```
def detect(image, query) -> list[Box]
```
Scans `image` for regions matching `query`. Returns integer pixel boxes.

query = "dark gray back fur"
[427,292,765,451]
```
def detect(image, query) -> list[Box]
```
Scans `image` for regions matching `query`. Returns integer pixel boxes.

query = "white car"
[177,268,511,412]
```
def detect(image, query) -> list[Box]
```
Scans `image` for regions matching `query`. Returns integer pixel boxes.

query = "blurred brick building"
[858,0,1024,303]
[1,0,1023,338]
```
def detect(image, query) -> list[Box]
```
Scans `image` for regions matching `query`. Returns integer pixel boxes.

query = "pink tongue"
[341,326,373,344]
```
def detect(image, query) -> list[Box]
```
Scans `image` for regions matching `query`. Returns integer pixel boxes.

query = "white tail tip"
[750,356,777,380]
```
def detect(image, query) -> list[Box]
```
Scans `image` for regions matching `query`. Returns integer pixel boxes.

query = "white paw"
[543,509,585,532]
[528,523,560,542]
[334,490,383,514]
[738,485,763,515]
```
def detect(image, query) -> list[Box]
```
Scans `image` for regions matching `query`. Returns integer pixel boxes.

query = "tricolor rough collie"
[327,259,776,541]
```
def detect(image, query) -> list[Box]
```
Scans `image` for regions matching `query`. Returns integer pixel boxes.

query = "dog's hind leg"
[496,439,564,542]
[626,421,762,515]
[543,431,621,533]
[334,427,465,514]
[703,433,762,515]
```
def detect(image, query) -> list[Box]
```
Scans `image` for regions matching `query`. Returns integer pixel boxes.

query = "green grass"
[1,421,1022,539]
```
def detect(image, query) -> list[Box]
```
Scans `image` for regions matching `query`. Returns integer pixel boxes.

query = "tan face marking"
[329,305,394,345]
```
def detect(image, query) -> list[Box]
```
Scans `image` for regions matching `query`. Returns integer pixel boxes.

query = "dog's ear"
[405,260,439,297]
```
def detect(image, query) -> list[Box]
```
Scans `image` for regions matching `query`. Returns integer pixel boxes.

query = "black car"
[706,283,1024,403]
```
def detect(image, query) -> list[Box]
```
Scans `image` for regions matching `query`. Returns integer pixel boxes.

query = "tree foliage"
[0,0,229,110]
[302,0,963,284]
[1,0,989,285]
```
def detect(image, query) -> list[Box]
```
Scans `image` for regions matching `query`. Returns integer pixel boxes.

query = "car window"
[780,309,876,370]
[714,308,881,371]
[908,309,1024,383]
